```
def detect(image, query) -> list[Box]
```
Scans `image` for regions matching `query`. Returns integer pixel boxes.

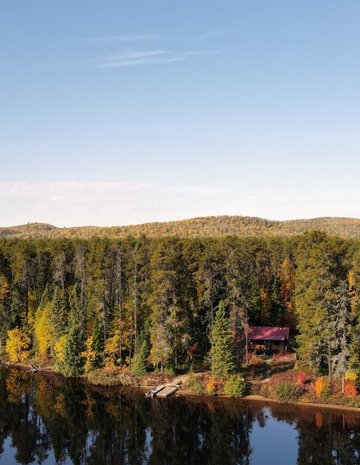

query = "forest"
[0,232,360,385]
[3,215,360,240]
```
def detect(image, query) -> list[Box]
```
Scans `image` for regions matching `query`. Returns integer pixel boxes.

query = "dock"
[156,386,179,398]
[145,384,180,399]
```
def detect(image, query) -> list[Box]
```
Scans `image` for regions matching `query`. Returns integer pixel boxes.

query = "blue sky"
[1,0,360,226]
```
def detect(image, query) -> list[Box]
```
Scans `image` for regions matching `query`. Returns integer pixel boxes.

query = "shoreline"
[3,361,360,414]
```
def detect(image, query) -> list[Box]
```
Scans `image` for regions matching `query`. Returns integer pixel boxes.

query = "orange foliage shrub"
[344,381,357,397]
[206,376,218,395]
[315,377,328,398]
[250,355,263,365]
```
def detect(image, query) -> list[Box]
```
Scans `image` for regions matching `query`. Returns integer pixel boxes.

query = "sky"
[1,0,360,227]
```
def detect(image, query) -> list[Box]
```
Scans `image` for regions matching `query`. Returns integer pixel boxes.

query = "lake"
[0,367,360,465]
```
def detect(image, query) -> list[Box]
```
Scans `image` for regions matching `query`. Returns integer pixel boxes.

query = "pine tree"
[332,280,351,392]
[51,287,68,338]
[92,321,105,368]
[210,300,236,376]
[62,326,85,377]
[295,233,347,375]
[131,334,149,375]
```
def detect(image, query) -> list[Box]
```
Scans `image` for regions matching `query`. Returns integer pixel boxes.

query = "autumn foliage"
[205,376,218,395]
[296,371,307,386]
[344,381,357,397]
[315,377,329,399]
[5,328,31,362]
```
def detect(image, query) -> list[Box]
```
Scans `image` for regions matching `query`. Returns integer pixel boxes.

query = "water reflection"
[0,368,360,465]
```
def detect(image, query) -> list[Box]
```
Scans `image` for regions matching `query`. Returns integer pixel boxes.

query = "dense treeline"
[0,233,360,381]
[3,215,360,239]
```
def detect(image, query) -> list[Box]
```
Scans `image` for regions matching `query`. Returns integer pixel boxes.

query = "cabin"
[248,326,290,354]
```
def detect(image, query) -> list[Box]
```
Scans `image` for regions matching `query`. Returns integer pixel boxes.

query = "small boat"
[145,385,164,398]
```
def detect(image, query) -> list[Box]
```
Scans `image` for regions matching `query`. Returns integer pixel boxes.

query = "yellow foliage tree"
[34,304,55,360]
[82,335,97,373]
[104,330,121,367]
[6,328,31,362]
[54,335,67,364]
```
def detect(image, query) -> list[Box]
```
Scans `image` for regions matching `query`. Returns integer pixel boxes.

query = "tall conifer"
[210,300,236,376]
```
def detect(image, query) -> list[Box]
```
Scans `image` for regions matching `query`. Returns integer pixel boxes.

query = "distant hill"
[2,216,360,239]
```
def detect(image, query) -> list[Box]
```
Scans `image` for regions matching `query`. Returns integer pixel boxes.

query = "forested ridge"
[2,215,360,239]
[1,232,360,386]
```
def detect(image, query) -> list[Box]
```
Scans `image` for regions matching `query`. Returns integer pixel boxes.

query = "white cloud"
[86,34,162,43]
[192,31,227,41]
[0,181,231,227]
[1,181,359,227]
[95,49,223,69]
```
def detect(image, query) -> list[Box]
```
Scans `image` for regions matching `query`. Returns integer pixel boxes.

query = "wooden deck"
[155,386,179,398]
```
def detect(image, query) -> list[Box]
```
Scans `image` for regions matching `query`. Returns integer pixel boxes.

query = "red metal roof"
[248,326,290,341]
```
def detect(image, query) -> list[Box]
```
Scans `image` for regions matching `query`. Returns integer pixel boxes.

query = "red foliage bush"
[344,381,357,397]
[297,371,307,386]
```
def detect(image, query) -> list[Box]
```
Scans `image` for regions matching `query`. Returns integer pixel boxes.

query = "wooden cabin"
[248,326,290,354]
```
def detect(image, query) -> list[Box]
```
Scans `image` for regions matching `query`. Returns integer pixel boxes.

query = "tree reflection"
[0,368,360,465]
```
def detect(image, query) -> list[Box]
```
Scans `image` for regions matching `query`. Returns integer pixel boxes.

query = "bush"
[164,366,176,377]
[206,376,218,395]
[87,367,137,387]
[297,371,308,386]
[271,382,303,402]
[315,377,330,399]
[186,373,205,394]
[249,355,263,365]
[223,375,246,397]
[344,381,357,397]
[192,381,205,394]
[345,370,358,383]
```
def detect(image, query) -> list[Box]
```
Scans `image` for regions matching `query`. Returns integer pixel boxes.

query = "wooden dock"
[156,385,179,398]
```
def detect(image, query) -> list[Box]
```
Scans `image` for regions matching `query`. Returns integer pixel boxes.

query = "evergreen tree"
[295,233,348,375]
[210,301,236,376]
[230,306,246,370]
[131,335,149,375]
[62,326,85,377]
[51,287,68,338]
[92,321,105,368]
[332,280,352,391]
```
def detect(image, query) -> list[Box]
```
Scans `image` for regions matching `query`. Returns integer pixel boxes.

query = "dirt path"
[172,374,190,385]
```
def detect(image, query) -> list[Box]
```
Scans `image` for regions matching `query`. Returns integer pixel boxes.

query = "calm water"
[1,368,360,465]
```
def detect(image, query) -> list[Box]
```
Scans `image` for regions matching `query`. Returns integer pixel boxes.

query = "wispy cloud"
[86,34,162,43]
[96,49,223,69]
[192,31,227,41]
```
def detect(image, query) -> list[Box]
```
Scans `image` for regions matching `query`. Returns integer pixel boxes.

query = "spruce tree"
[210,300,236,376]
[62,326,85,377]
[131,335,149,375]
[51,287,68,338]
[332,280,351,391]
[92,322,104,368]
[295,233,348,375]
